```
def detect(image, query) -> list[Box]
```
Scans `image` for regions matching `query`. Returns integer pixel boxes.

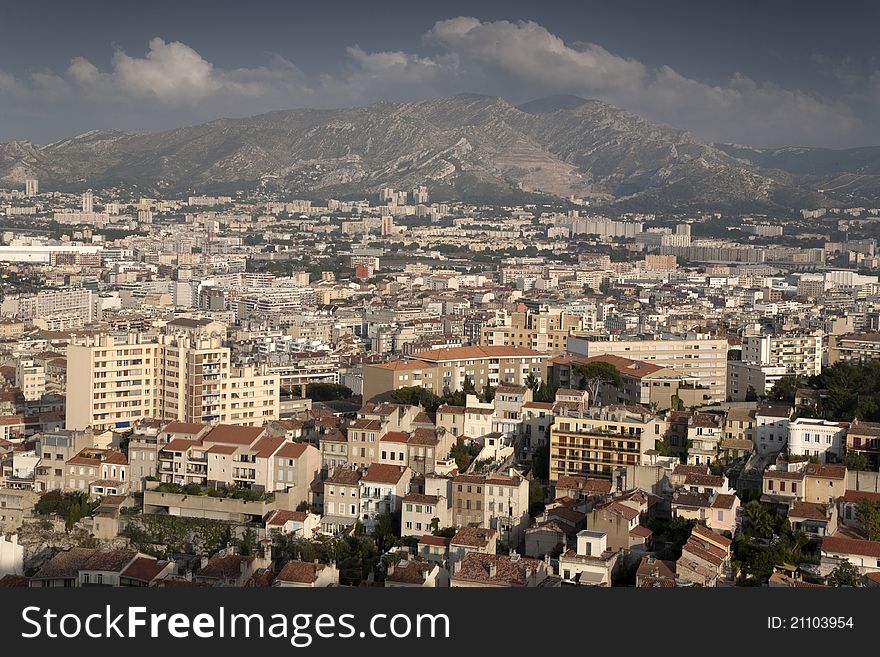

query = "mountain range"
[2,93,879,211]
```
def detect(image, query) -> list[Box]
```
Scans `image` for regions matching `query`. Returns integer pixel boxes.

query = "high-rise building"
[25,179,39,197]
[65,328,280,433]
[411,186,429,204]
[380,215,395,236]
[82,190,94,214]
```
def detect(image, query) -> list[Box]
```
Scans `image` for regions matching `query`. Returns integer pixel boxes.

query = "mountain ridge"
[0,94,875,209]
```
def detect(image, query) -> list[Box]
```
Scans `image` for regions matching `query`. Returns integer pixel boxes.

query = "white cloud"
[0,20,876,147]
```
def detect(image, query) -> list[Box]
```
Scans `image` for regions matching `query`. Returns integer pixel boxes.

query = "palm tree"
[744,501,774,538]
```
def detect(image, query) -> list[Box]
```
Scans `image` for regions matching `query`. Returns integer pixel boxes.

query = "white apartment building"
[66,332,280,433]
[787,419,847,463]
[1,288,95,324]
[754,405,792,455]
[15,358,46,401]
[567,334,729,402]
[740,332,823,378]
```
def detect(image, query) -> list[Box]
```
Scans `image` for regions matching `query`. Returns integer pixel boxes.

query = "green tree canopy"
[573,361,623,403]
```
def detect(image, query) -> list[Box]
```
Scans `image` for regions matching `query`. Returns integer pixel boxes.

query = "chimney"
[487,561,497,577]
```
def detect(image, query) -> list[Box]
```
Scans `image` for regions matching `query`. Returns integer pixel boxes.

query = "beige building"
[549,405,665,483]
[322,468,361,535]
[566,334,729,402]
[157,423,320,503]
[362,346,545,402]
[828,333,880,364]
[480,310,581,356]
[66,331,279,433]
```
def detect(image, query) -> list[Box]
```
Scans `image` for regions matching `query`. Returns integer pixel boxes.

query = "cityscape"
[1,2,880,593]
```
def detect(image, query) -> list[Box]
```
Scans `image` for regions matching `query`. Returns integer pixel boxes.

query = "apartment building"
[548,353,707,410]
[740,332,823,377]
[15,358,46,401]
[66,331,279,433]
[359,463,413,532]
[156,423,319,499]
[34,429,95,493]
[828,332,880,364]
[479,310,581,356]
[1,288,95,325]
[362,346,545,402]
[566,334,729,402]
[321,468,361,535]
[549,405,664,483]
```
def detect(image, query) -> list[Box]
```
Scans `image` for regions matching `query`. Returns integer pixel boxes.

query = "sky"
[1,0,879,148]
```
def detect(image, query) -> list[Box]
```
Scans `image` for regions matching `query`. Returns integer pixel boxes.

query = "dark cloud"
[0,16,877,147]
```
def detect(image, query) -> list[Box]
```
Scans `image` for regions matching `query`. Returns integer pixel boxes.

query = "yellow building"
[549,405,665,482]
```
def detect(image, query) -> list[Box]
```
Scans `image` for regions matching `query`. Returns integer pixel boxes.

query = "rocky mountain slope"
[0,94,870,209]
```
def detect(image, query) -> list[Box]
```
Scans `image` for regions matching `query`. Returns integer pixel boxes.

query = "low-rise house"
[385,559,449,587]
[838,489,880,532]
[708,493,740,535]
[820,536,880,576]
[0,489,39,533]
[636,555,677,588]
[676,524,732,587]
[524,520,570,558]
[803,463,847,504]
[29,547,140,587]
[321,468,361,536]
[554,474,612,504]
[265,510,320,537]
[449,526,496,570]
[672,491,713,524]
[417,535,451,564]
[846,419,880,471]
[119,557,175,587]
[586,501,641,552]
[451,552,548,587]
[359,463,413,533]
[754,404,792,455]
[787,501,837,537]
[402,493,447,538]
[761,467,805,506]
[788,419,847,464]
[273,560,340,587]
[558,530,619,586]
[195,552,269,587]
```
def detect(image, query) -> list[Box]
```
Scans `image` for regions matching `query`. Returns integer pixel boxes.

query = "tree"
[844,451,869,472]
[745,385,758,402]
[856,499,880,541]
[306,382,353,402]
[296,500,310,512]
[769,376,801,403]
[573,361,622,404]
[390,386,442,412]
[744,501,774,538]
[235,528,258,556]
[524,373,539,391]
[828,560,861,587]
[481,384,495,403]
[462,375,476,395]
